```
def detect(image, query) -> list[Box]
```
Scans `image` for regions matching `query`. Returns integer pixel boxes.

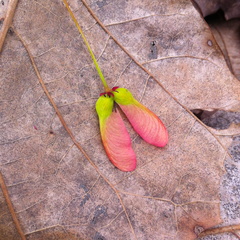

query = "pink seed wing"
[100,109,137,171]
[119,102,168,147]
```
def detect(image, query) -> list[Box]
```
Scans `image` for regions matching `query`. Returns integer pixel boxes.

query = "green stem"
[62,0,110,91]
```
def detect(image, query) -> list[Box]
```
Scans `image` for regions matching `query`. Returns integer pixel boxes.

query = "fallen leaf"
[0,0,240,240]
[193,0,240,20]
[205,13,240,81]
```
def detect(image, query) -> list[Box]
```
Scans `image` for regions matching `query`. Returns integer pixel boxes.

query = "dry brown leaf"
[193,0,240,20]
[0,0,240,239]
[207,16,240,81]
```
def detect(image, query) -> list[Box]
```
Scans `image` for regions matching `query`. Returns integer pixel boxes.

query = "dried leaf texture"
[207,16,240,81]
[193,0,240,20]
[0,0,239,239]
[0,190,20,240]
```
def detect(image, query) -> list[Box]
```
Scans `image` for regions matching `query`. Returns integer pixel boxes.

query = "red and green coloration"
[96,95,137,171]
[114,88,168,147]
[63,1,168,172]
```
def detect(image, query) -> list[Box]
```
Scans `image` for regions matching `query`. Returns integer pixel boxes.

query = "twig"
[232,231,240,239]
[0,0,19,52]
[198,224,240,238]
[0,172,26,240]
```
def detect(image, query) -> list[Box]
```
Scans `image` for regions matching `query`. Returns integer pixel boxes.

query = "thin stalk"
[0,0,19,52]
[62,0,110,91]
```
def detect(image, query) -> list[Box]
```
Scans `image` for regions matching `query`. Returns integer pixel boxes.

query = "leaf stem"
[0,172,26,240]
[0,0,19,52]
[62,0,110,91]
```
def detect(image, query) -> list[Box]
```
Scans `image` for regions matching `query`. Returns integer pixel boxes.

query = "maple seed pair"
[96,87,168,172]
[62,1,168,171]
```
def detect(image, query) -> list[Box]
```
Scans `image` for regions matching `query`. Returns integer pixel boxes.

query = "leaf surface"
[0,0,240,239]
